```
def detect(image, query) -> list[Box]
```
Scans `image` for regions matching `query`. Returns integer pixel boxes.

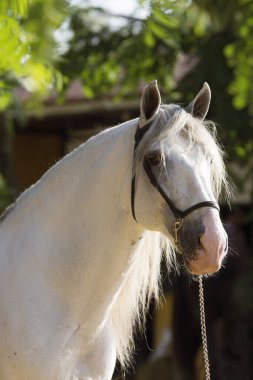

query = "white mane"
[111,231,176,368]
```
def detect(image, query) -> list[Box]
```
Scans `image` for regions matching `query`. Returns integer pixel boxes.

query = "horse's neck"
[1,118,144,328]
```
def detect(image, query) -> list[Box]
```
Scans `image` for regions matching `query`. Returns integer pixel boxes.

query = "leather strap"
[133,120,152,151]
[143,159,220,219]
[131,121,152,222]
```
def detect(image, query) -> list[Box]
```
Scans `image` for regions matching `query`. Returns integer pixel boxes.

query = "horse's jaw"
[186,210,228,275]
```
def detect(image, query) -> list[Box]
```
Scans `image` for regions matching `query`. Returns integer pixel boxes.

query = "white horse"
[0,81,229,379]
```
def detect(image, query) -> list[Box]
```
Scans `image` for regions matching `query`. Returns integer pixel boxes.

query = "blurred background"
[0,0,252,379]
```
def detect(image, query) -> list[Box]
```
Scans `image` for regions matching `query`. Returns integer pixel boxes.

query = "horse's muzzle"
[179,212,228,275]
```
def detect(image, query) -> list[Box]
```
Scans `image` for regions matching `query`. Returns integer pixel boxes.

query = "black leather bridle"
[131,120,220,254]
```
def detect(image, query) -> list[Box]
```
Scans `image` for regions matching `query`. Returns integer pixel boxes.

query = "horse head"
[132,80,229,275]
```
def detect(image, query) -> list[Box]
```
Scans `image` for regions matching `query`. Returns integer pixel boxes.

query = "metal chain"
[198,275,211,380]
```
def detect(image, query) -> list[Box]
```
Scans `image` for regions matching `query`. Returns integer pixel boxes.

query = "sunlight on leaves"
[0,0,29,17]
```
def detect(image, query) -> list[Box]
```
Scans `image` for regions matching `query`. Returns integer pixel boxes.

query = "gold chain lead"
[198,275,211,380]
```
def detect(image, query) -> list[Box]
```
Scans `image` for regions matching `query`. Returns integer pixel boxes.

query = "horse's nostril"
[198,235,202,249]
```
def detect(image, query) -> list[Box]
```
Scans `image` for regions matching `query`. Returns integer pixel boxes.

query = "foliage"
[57,0,253,164]
[0,0,253,170]
[223,0,253,111]
[0,0,68,110]
[177,0,253,182]
[59,1,189,100]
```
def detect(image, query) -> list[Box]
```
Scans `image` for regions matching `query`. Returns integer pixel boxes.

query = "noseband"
[131,121,220,254]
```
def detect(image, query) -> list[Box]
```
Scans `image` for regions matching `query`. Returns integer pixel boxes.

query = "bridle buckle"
[173,219,183,254]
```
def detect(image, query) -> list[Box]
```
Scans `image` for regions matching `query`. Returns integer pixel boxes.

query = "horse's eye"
[146,152,162,166]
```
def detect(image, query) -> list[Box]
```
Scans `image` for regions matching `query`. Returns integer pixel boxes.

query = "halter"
[131,120,220,254]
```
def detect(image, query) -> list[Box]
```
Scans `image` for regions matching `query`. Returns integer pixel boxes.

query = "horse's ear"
[139,80,161,127]
[185,82,211,120]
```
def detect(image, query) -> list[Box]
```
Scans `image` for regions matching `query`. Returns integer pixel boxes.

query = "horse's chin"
[185,247,225,275]
[187,262,221,276]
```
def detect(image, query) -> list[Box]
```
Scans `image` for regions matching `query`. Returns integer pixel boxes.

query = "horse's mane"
[112,106,231,369]
[111,231,176,368]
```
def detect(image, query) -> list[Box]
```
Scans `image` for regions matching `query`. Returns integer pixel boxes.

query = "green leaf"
[83,85,94,99]
[0,92,11,111]
[148,20,168,39]
[143,28,156,48]
[0,0,29,17]
[153,9,179,29]
[235,145,247,158]
[224,44,235,59]
[147,19,178,47]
